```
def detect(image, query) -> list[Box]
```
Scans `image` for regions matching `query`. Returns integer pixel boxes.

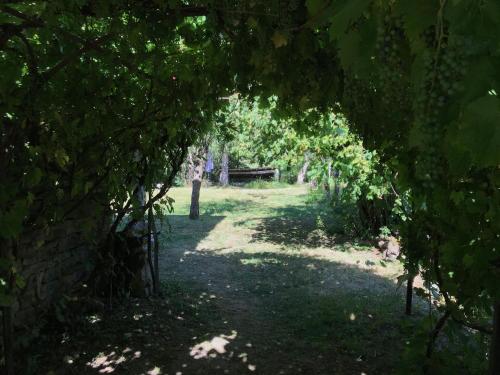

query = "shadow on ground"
[236,204,351,249]
[29,243,418,375]
[201,199,259,216]
[24,192,418,375]
[160,214,226,250]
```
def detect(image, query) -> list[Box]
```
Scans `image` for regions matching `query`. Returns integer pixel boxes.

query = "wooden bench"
[228,167,277,181]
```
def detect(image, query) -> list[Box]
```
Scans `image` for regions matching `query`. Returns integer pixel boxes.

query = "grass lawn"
[154,185,421,374]
[30,185,424,375]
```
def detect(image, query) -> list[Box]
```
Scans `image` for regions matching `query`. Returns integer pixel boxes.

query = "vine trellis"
[0,1,498,373]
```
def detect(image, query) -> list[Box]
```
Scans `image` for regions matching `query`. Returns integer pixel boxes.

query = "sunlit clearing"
[190,330,237,359]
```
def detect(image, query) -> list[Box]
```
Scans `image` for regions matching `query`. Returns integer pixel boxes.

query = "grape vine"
[0,1,499,373]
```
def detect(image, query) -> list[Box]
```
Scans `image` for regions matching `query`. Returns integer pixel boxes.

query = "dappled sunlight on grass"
[27,187,421,375]
[155,186,422,373]
[189,330,237,359]
[167,186,310,217]
[187,329,259,372]
[86,348,141,373]
[146,367,162,375]
[239,257,281,266]
[165,186,396,278]
[195,246,403,287]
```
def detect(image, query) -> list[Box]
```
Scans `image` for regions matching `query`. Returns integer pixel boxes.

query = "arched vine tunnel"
[0,1,499,374]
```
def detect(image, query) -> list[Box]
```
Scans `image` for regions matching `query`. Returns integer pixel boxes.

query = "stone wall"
[12,219,100,327]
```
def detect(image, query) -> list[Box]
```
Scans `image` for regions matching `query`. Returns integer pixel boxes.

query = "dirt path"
[33,187,420,375]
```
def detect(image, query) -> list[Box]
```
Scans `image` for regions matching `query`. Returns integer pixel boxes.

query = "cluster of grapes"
[375,16,408,108]
[414,35,467,188]
[342,76,372,136]
[278,0,300,29]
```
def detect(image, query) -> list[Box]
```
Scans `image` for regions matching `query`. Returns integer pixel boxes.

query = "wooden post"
[406,275,414,315]
[152,214,160,295]
[147,204,156,294]
[2,306,14,375]
[404,221,417,316]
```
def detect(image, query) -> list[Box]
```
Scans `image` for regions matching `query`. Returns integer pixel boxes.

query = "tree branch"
[14,31,39,78]
[41,34,112,82]
[1,5,44,26]
[121,142,188,233]
[426,309,451,360]
[433,246,493,335]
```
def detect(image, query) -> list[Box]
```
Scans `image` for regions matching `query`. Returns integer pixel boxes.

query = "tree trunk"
[131,184,152,296]
[187,151,195,185]
[333,169,341,198]
[405,223,417,316]
[189,149,205,220]
[297,156,310,184]
[324,160,332,198]
[1,242,14,375]
[490,301,500,375]
[219,150,229,186]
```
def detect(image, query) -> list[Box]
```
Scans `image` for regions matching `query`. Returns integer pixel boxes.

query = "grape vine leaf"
[458,95,500,168]
[337,16,377,77]
[306,0,324,15]
[328,0,371,41]
[460,56,497,104]
[396,0,438,50]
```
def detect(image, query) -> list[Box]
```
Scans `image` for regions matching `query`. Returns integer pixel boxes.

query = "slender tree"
[219,147,229,186]
[296,153,310,184]
[189,145,207,220]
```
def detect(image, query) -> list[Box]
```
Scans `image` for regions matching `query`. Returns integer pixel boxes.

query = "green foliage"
[1,1,499,372]
[209,1,499,371]
[0,0,231,301]
[213,97,399,236]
